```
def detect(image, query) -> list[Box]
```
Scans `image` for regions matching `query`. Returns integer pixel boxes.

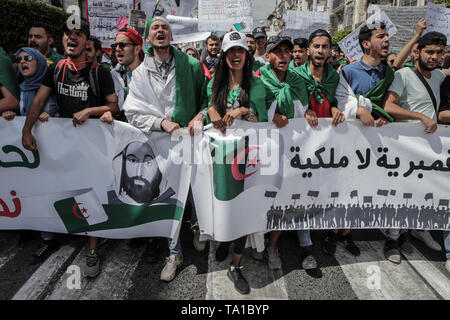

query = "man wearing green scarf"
[258,36,314,271]
[296,29,360,261]
[335,23,393,127]
[0,47,20,116]
[295,30,345,128]
[123,16,208,282]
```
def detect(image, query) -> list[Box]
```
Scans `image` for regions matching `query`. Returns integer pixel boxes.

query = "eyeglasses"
[17,55,34,62]
[111,42,135,50]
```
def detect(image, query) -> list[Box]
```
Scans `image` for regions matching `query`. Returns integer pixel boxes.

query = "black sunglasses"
[17,55,34,62]
[111,42,135,50]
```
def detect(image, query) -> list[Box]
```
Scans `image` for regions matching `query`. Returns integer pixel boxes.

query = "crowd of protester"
[0,15,449,295]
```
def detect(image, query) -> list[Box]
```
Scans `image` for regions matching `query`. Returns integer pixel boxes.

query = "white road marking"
[402,245,450,300]
[12,245,76,300]
[205,241,288,300]
[45,240,144,300]
[334,241,440,300]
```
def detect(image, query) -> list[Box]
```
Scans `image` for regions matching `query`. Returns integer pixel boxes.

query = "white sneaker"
[192,230,206,252]
[411,230,442,251]
[446,259,450,274]
[160,255,183,282]
[266,247,281,270]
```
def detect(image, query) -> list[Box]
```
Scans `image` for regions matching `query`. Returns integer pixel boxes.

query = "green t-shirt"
[206,76,268,122]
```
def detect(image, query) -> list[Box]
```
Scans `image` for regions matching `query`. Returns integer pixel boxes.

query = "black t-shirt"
[42,62,115,118]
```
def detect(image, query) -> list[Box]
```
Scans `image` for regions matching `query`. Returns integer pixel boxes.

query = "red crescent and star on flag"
[72,202,90,220]
[231,146,260,181]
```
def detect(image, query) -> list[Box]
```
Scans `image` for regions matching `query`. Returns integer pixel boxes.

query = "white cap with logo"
[221,31,249,53]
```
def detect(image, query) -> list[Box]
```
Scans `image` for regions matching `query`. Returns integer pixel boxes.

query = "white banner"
[87,0,134,49]
[193,119,450,242]
[198,0,253,32]
[282,10,330,40]
[0,118,191,241]
[425,2,450,45]
[339,11,397,62]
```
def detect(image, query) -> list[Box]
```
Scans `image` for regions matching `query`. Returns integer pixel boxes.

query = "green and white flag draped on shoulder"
[259,63,309,120]
[123,45,207,129]
[205,75,268,123]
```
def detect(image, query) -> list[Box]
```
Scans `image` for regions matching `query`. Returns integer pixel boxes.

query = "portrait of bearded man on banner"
[107,140,177,206]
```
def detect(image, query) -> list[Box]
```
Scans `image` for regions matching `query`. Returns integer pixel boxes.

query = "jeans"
[386,229,408,240]
[296,230,312,247]
[168,237,182,257]
[444,231,450,259]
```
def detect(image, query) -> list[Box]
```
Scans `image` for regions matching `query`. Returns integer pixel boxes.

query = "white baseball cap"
[221,31,249,53]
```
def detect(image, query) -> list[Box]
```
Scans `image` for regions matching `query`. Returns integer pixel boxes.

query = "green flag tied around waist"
[295,62,339,106]
[0,47,20,101]
[356,64,395,122]
[144,45,207,127]
[259,63,309,119]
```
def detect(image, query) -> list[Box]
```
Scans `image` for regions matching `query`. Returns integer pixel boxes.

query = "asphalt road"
[0,221,449,301]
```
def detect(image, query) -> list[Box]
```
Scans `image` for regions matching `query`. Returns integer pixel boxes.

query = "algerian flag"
[234,22,246,31]
[209,132,283,201]
[53,189,108,233]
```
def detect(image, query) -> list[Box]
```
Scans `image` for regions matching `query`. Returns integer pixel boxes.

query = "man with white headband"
[123,16,208,282]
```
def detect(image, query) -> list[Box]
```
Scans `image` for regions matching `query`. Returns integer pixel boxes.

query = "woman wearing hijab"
[2,47,58,120]
[206,31,267,295]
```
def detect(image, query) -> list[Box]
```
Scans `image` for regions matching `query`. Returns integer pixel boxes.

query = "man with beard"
[28,22,63,66]
[108,141,176,205]
[253,27,268,65]
[21,20,118,276]
[202,34,220,70]
[295,29,358,258]
[107,27,144,122]
[123,17,208,282]
[336,22,392,128]
[383,32,450,264]
[289,37,308,70]
[246,33,263,72]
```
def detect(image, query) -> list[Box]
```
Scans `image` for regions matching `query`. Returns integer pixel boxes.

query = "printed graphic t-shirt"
[42,62,115,118]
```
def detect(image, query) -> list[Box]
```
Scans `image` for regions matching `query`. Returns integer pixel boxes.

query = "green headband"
[144,16,170,39]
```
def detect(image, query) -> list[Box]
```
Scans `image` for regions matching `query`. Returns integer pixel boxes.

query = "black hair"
[293,38,308,49]
[308,29,332,47]
[331,44,341,52]
[211,50,254,117]
[89,36,102,52]
[30,22,53,38]
[246,34,255,40]
[417,32,447,51]
[206,34,220,44]
[358,22,386,53]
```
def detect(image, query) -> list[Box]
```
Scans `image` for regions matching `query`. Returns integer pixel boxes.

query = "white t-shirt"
[388,67,446,122]
[254,55,267,65]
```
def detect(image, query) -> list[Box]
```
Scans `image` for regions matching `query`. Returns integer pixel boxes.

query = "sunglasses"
[17,55,34,62]
[111,42,135,50]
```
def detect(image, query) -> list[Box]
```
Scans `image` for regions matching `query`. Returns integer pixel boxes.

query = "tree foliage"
[332,29,352,45]
[0,0,69,54]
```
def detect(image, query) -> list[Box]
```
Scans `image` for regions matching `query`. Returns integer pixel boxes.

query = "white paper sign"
[282,10,330,39]
[339,11,397,62]
[198,0,253,32]
[425,2,450,45]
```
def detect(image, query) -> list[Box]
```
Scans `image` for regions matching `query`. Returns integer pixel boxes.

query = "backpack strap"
[409,66,437,113]
[53,59,67,87]
[88,62,102,98]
